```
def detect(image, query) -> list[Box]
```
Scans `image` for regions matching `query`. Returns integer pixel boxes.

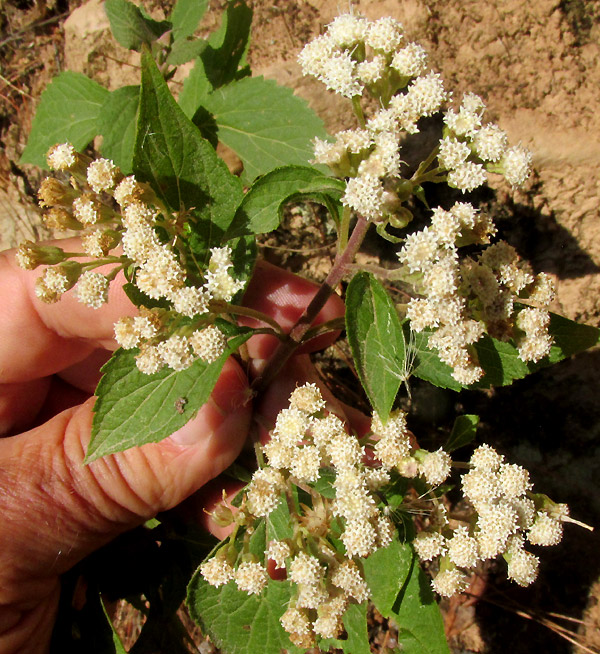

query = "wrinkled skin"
[0,246,347,654]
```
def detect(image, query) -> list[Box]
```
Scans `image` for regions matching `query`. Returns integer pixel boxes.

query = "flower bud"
[38,177,77,208]
[15,242,68,270]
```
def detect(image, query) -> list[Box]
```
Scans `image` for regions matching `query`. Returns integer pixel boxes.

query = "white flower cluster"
[300,13,448,223]
[19,145,247,374]
[440,92,533,191]
[200,384,397,646]
[414,444,568,597]
[399,202,555,383]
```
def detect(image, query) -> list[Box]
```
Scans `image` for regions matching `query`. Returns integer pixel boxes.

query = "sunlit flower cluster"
[200,386,459,645]
[399,201,555,383]
[414,444,569,596]
[16,145,247,374]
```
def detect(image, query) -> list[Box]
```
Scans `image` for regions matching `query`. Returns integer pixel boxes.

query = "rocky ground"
[1,0,599,651]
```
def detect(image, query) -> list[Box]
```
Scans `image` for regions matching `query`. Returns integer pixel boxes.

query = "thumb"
[0,358,251,585]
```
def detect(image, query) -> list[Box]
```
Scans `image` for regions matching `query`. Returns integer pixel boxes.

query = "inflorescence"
[199,384,570,646]
[16,144,245,374]
[299,12,554,384]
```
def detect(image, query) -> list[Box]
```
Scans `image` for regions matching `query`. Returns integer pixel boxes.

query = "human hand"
[0,245,344,654]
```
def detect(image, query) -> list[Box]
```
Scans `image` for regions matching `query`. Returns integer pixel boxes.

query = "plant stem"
[337,205,352,254]
[211,301,285,334]
[352,96,366,128]
[251,216,370,395]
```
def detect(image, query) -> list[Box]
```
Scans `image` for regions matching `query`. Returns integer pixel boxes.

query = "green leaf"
[362,534,413,619]
[99,85,139,173]
[166,37,208,66]
[309,468,337,499]
[346,272,406,418]
[200,76,329,183]
[169,0,208,40]
[178,55,214,118]
[321,602,371,654]
[87,329,253,461]
[200,0,252,90]
[187,578,302,654]
[225,165,345,239]
[267,493,294,541]
[391,546,450,654]
[134,49,243,244]
[100,598,128,654]
[21,72,109,168]
[406,326,463,392]
[105,0,171,51]
[446,414,479,452]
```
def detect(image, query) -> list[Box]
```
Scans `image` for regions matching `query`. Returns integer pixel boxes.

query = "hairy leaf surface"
[21,72,108,168]
[87,329,252,461]
[99,85,139,173]
[134,50,243,247]
[392,546,450,654]
[346,273,405,418]
[225,165,344,239]
[320,603,371,654]
[169,0,208,40]
[105,0,171,51]
[201,76,328,182]
[362,534,413,619]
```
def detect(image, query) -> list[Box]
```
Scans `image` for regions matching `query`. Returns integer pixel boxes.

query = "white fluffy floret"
[266,540,291,569]
[289,552,325,586]
[47,143,76,170]
[431,568,469,597]
[527,512,563,546]
[280,607,311,637]
[73,195,100,226]
[342,518,377,557]
[234,561,268,595]
[365,16,403,52]
[473,124,507,162]
[342,173,385,221]
[398,227,440,272]
[498,463,532,499]
[75,271,109,309]
[406,298,439,331]
[171,285,210,317]
[438,137,471,170]
[200,557,234,587]
[246,467,284,517]
[87,158,119,193]
[507,548,539,586]
[331,560,369,602]
[420,448,452,486]
[391,43,428,77]
[448,161,487,192]
[406,72,447,118]
[189,325,227,363]
[327,13,368,48]
[290,445,321,482]
[501,145,532,187]
[413,531,446,561]
[470,444,504,471]
[447,526,480,568]
[135,344,163,374]
[157,334,194,371]
[289,383,325,414]
[320,51,363,98]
